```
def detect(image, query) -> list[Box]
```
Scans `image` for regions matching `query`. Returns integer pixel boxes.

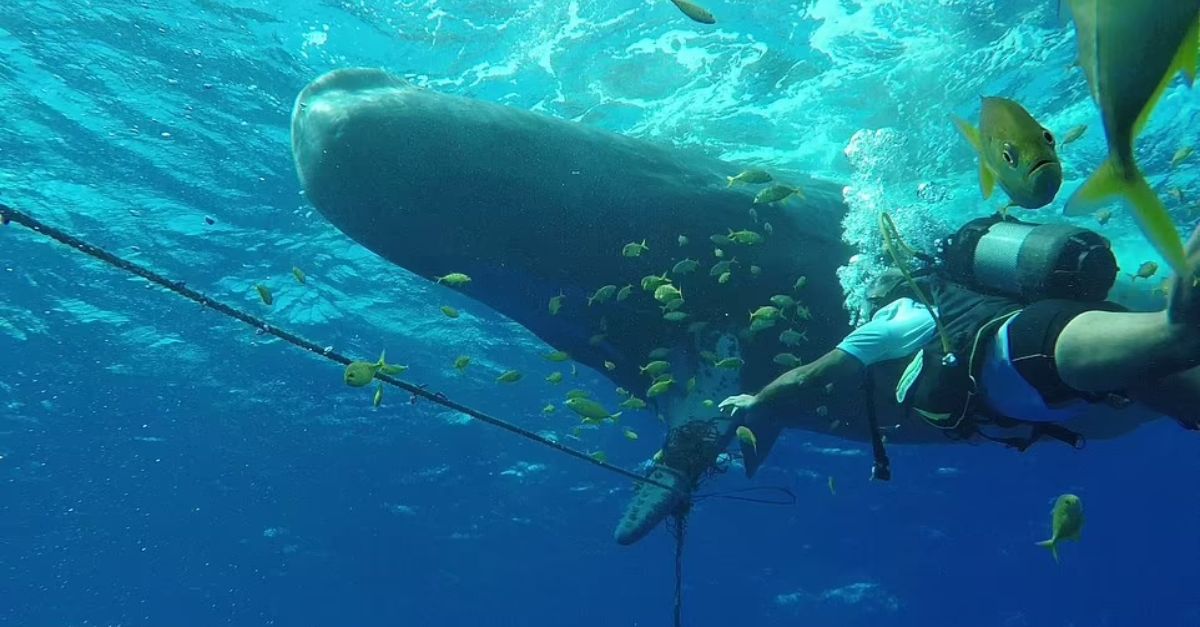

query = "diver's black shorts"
[1006,299,1127,405]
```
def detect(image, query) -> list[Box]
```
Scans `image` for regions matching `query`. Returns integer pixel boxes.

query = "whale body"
[289,68,1157,546]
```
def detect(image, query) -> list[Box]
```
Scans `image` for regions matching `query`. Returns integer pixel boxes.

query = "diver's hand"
[718,394,758,416]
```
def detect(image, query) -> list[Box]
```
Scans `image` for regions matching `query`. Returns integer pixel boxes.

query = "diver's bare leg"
[1129,366,1200,427]
[1054,225,1200,393]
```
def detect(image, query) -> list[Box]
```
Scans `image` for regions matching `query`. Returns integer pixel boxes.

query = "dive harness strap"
[863,370,892,481]
[862,310,1087,476]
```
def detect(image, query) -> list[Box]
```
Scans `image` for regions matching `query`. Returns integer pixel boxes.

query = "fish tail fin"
[952,116,995,199]
[952,116,983,152]
[1056,0,1073,24]
[1134,19,1200,137]
[726,176,737,187]
[612,412,623,421]
[377,350,387,367]
[1035,539,1060,564]
[1069,158,1190,276]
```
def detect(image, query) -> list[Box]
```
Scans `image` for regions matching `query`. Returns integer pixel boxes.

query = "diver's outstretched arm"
[721,348,864,415]
[1055,225,1200,393]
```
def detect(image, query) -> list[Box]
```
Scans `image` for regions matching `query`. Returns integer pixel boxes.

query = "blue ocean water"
[2,1,1199,626]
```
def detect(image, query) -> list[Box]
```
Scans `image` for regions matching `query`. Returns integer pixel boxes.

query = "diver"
[719,214,1200,469]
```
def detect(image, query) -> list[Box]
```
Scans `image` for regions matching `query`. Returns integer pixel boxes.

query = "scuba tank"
[934,215,1117,303]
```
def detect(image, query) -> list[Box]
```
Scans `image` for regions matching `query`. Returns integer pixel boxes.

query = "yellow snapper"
[618,396,647,410]
[548,291,566,315]
[726,168,772,187]
[344,351,406,387]
[1036,493,1084,563]
[564,397,621,422]
[496,370,523,383]
[1060,0,1200,277]
[953,96,1062,209]
[735,426,757,454]
[669,0,715,24]
[1060,124,1088,146]
[435,273,471,287]
[1130,261,1159,281]
[255,284,273,306]
[622,240,649,257]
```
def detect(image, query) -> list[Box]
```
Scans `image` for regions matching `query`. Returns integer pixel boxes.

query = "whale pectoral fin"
[741,419,784,479]
[613,464,690,546]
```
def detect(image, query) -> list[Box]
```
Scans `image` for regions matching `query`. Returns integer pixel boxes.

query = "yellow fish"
[291,266,307,284]
[753,184,803,205]
[440,305,460,319]
[344,350,406,387]
[714,357,743,370]
[1036,493,1084,563]
[496,370,522,384]
[827,476,836,496]
[542,404,557,415]
[735,425,757,454]
[1130,261,1159,281]
[565,397,621,422]
[622,240,649,257]
[641,272,671,292]
[1060,0,1199,277]
[639,360,673,379]
[544,350,571,362]
[726,168,772,187]
[618,396,647,410]
[604,360,617,371]
[588,284,618,306]
[546,371,564,384]
[623,429,639,441]
[255,284,273,306]
[454,355,471,371]
[669,0,715,24]
[1172,146,1194,168]
[953,97,1062,209]
[1060,124,1088,146]
[548,291,565,316]
[654,284,683,304]
[646,378,674,398]
[435,273,471,287]
[727,229,763,245]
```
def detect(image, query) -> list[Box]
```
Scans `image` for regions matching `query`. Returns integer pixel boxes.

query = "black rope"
[672,510,688,627]
[695,485,797,505]
[0,202,686,496]
[863,369,892,481]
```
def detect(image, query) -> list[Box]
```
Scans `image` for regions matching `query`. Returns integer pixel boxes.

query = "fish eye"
[1043,129,1055,146]
[1001,144,1017,167]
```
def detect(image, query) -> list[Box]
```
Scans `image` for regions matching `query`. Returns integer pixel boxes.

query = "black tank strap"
[863,369,892,481]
